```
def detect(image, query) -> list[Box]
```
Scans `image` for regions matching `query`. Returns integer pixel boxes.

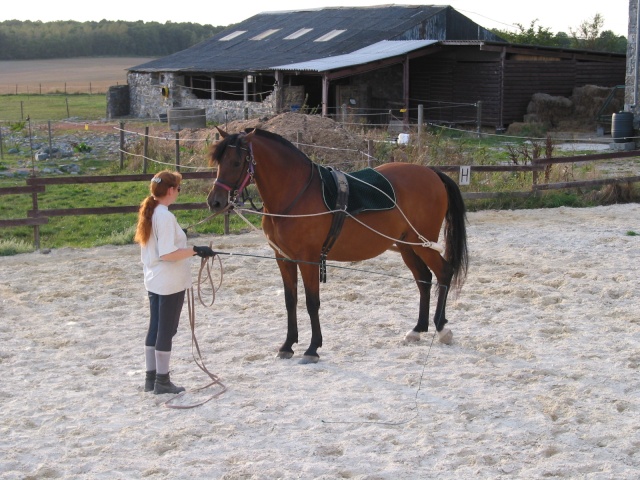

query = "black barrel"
[611,111,634,143]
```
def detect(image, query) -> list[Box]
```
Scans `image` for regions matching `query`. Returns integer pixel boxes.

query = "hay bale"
[526,93,574,128]
[572,85,624,121]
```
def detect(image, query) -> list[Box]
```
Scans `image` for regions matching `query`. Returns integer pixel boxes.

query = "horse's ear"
[245,129,256,141]
[215,126,229,138]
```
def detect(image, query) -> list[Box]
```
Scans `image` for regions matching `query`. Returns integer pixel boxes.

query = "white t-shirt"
[141,204,192,295]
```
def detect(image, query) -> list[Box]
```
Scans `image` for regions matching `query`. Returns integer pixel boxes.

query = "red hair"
[134,170,182,245]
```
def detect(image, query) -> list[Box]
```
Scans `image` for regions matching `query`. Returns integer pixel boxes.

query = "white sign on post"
[459,166,471,186]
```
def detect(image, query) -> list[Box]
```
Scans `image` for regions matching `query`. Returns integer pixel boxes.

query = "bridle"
[213,135,255,205]
[213,132,315,215]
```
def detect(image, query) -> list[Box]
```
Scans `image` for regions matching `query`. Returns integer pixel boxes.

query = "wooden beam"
[26,171,214,186]
[435,165,545,172]
[28,202,210,218]
[533,175,640,191]
[480,44,623,62]
[0,185,45,196]
[0,217,49,227]
[532,150,640,165]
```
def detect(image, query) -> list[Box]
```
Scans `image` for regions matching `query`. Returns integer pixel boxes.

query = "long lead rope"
[163,254,227,409]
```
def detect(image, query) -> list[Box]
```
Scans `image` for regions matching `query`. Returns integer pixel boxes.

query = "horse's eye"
[233,161,241,168]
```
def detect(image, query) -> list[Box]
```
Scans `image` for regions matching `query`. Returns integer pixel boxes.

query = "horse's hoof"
[276,351,294,359]
[438,328,453,345]
[405,329,421,342]
[299,355,319,364]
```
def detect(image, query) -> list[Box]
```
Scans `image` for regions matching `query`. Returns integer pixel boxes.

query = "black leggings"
[145,290,186,351]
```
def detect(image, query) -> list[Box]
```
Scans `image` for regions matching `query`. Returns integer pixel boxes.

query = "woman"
[134,170,215,394]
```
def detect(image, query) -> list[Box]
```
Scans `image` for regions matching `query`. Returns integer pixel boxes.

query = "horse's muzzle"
[206,190,229,213]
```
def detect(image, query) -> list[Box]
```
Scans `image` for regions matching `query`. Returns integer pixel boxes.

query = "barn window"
[315,30,346,42]
[219,31,246,41]
[251,29,281,40]
[285,28,313,40]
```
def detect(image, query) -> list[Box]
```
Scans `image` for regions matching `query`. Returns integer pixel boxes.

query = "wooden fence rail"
[1,149,640,250]
[532,149,640,190]
[2,172,215,249]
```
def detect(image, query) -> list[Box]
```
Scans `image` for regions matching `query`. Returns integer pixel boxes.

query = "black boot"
[144,370,156,392]
[154,372,185,395]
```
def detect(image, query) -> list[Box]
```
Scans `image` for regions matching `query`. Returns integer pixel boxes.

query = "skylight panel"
[251,29,281,40]
[314,30,346,42]
[284,28,313,40]
[219,31,246,41]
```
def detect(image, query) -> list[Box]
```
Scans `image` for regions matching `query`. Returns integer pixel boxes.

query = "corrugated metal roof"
[272,40,439,72]
[129,5,502,73]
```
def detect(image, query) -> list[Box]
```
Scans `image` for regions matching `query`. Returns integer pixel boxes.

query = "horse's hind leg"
[397,247,433,342]
[401,247,455,345]
[423,249,455,344]
[275,257,299,359]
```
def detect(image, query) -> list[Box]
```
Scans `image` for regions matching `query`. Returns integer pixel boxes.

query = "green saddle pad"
[318,165,396,214]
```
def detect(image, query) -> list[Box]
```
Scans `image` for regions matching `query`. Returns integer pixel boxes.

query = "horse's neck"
[253,140,312,213]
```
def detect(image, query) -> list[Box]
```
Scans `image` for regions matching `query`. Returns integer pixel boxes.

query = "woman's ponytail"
[134,195,158,245]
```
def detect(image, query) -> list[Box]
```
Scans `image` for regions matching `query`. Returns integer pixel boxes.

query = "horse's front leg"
[276,257,299,359]
[298,262,322,364]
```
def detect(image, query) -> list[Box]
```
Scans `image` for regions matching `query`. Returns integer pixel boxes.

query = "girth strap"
[320,169,349,283]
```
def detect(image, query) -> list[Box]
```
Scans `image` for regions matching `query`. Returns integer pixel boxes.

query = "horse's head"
[206,127,256,212]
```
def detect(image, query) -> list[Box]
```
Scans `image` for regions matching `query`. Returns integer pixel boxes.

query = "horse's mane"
[208,128,311,167]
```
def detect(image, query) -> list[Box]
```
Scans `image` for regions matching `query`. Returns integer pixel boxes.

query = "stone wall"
[626,0,638,124]
[128,72,278,122]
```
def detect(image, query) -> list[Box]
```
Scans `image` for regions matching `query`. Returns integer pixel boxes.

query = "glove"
[193,245,216,258]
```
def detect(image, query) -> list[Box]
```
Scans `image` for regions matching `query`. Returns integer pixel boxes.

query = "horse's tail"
[433,169,469,290]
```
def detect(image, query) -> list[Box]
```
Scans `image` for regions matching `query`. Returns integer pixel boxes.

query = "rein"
[163,249,227,409]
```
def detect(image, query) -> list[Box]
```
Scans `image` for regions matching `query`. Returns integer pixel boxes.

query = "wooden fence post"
[143,126,149,173]
[65,97,70,118]
[31,181,40,250]
[367,139,373,168]
[175,132,180,172]
[48,121,53,157]
[476,100,482,138]
[0,123,4,160]
[119,122,125,169]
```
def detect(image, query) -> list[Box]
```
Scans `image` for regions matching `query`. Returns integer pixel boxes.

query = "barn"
[125,4,626,130]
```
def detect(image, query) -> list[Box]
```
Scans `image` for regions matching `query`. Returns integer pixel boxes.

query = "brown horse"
[207,127,468,363]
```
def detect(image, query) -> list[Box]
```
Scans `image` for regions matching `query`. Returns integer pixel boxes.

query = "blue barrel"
[611,111,634,143]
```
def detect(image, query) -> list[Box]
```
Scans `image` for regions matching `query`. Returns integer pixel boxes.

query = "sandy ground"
[1,204,639,479]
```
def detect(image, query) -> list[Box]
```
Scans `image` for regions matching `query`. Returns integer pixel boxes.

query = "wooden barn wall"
[410,55,625,128]
[502,60,625,125]
[409,58,502,126]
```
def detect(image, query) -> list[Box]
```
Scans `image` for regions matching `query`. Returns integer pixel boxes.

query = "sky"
[0,1,630,37]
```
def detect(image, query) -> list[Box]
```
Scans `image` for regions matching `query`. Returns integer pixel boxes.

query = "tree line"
[0,14,627,61]
[0,20,226,60]
[491,14,627,54]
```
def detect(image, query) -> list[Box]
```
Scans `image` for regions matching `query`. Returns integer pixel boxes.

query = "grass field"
[0,94,107,121]
[0,57,155,95]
